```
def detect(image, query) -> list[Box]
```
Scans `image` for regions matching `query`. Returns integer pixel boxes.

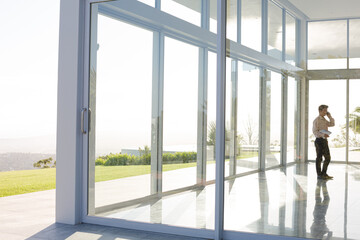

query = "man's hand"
[326,112,332,118]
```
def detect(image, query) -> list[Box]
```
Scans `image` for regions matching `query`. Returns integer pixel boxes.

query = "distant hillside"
[0,135,56,154]
[0,152,56,172]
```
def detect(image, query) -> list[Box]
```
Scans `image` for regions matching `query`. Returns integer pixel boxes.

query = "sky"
[0,0,60,141]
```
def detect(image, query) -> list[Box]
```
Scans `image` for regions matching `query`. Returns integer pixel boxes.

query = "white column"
[56,0,86,224]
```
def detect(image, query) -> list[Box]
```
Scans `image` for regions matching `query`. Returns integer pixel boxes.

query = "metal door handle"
[88,108,92,133]
[81,108,87,134]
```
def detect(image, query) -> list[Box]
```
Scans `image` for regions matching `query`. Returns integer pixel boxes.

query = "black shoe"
[324,174,333,179]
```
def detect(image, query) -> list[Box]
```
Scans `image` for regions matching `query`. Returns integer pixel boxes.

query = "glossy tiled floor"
[2,163,360,239]
[103,163,360,239]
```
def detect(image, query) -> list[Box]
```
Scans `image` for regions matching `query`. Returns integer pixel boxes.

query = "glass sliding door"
[162,36,198,192]
[287,77,296,164]
[265,71,282,168]
[206,51,217,181]
[88,10,153,215]
[236,63,260,173]
[348,80,360,162]
[308,80,347,161]
[87,1,215,230]
[225,60,260,177]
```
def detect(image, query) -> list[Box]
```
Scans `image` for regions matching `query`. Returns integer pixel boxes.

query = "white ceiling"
[288,0,360,20]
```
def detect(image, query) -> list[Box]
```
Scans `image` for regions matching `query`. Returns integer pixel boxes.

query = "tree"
[243,116,258,145]
[349,106,360,134]
[33,157,55,169]
[332,107,360,148]
[207,121,230,146]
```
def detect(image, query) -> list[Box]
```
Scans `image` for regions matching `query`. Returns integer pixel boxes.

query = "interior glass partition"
[308,80,347,161]
[308,20,347,70]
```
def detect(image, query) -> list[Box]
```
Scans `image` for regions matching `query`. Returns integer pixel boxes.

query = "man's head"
[318,104,328,117]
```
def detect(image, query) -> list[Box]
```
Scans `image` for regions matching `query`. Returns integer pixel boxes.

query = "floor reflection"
[99,163,360,239]
[310,179,332,239]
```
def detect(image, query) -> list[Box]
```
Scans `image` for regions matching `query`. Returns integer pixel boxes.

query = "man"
[312,105,335,180]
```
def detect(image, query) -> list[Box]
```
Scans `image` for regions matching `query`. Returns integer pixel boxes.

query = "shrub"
[104,153,136,166]
[95,158,106,165]
[97,151,197,166]
[33,157,55,169]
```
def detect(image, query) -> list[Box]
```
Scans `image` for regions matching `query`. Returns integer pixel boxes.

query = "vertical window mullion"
[214,0,226,239]
[197,0,210,185]
[282,9,286,62]
[281,74,288,166]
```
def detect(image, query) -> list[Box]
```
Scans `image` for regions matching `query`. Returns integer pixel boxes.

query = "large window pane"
[209,0,217,33]
[137,0,155,7]
[162,37,198,191]
[287,77,296,163]
[227,0,238,42]
[206,51,217,181]
[236,63,260,173]
[241,0,261,52]
[349,19,360,68]
[225,57,233,178]
[161,0,201,27]
[266,71,281,168]
[88,13,153,213]
[348,80,360,162]
[209,0,238,42]
[286,13,296,65]
[268,1,283,60]
[308,80,346,161]
[308,21,347,70]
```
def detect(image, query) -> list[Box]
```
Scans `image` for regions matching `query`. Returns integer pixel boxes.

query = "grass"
[95,162,197,182]
[0,152,258,197]
[0,162,197,197]
[0,168,56,197]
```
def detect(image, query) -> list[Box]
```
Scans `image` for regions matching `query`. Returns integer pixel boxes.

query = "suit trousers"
[315,138,331,176]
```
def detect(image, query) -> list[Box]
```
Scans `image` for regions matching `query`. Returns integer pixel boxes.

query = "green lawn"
[0,168,56,197]
[0,152,258,197]
[0,162,197,197]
